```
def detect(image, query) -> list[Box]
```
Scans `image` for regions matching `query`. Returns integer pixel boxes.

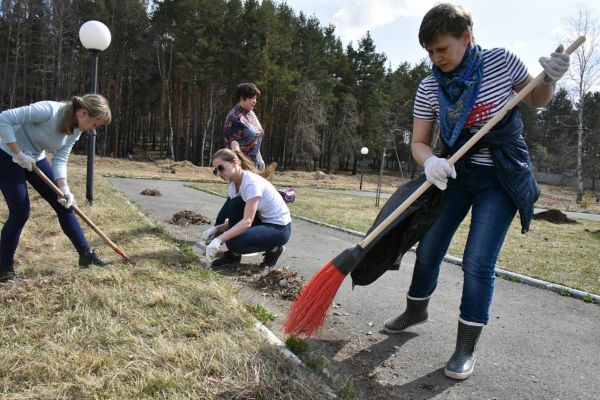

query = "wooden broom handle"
[359,36,586,249]
[32,165,122,253]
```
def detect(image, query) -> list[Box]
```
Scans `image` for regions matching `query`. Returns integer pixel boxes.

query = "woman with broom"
[0,94,112,283]
[201,148,291,268]
[382,3,569,379]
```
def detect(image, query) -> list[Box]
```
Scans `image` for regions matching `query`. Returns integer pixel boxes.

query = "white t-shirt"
[228,171,292,226]
[414,48,529,166]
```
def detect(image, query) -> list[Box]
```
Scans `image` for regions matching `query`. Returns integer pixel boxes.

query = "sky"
[281,0,597,77]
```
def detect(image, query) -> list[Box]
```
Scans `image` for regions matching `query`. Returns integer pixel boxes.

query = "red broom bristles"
[283,261,347,337]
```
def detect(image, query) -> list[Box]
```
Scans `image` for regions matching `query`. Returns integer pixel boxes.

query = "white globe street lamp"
[359,147,369,191]
[79,21,111,204]
[79,21,112,51]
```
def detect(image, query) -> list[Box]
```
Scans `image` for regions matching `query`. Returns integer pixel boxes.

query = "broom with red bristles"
[284,37,586,337]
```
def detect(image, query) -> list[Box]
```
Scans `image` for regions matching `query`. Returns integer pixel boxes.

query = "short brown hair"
[418,3,473,48]
[234,83,261,100]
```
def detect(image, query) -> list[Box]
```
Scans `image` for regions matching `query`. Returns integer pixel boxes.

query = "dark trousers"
[216,196,291,254]
[0,150,90,270]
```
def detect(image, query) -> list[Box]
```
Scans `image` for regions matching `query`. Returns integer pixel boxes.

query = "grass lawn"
[0,160,335,399]
[191,181,600,296]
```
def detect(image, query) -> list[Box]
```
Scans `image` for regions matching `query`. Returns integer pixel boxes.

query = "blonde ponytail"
[211,148,277,179]
[61,94,111,134]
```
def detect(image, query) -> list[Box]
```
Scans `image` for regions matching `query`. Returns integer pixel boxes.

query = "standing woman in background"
[223,83,266,170]
[0,94,112,283]
[383,3,569,380]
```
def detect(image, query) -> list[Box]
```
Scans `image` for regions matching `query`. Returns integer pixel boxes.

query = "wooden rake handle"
[359,36,586,249]
[32,165,135,264]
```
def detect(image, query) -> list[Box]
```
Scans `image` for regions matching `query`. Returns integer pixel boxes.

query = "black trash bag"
[350,175,445,286]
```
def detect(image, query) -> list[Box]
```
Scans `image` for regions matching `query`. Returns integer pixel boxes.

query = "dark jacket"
[442,107,540,233]
[350,176,445,286]
[350,108,537,287]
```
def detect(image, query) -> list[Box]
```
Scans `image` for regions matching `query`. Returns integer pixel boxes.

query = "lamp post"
[79,20,111,204]
[359,146,369,191]
[376,147,386,207]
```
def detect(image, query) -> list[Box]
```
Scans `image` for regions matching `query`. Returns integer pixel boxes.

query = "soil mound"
[249,267,304,300]
[169,210,211,225]
[226,265,304,300]
[533,209,577,224]
[140,189,162,196]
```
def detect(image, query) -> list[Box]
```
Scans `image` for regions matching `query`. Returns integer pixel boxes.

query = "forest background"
[1,0,599,198]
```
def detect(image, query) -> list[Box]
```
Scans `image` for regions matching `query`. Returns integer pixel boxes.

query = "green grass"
[451,214,600,295]
[285,336,309,357]
[247,303,278,326]
[190,182,600,295]
[0,169,334,399]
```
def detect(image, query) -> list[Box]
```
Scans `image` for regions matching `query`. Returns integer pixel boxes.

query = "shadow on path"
[308,332,458,399]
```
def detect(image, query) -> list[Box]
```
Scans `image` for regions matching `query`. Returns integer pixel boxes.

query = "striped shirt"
[414,48,529,165]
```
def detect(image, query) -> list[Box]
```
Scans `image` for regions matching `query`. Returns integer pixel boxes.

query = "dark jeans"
[0,150,90,270]
[408,162,517,324]
[216,196,291,254]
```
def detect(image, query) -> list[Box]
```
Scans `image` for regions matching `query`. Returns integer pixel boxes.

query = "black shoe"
[445,320,484,380]
[0,269,23,283]
[211,251,241,268]
[383,296,429,333]
[261,246,285,268]
[79,249,110,268]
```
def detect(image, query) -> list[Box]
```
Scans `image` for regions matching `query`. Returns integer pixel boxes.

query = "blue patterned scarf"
[432,44,483,147]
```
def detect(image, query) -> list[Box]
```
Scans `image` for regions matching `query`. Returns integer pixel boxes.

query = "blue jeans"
[0,150,90,271]
[216,196,291,254]
[408,162,517,324]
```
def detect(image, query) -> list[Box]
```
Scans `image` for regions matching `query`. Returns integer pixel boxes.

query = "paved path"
[110,177,600,400]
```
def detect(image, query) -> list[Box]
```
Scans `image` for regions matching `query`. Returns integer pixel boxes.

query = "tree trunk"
[201,82,215,166]
[576,102,584,202]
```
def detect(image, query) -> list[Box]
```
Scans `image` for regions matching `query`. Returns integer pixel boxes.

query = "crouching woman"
[203,149,291,268]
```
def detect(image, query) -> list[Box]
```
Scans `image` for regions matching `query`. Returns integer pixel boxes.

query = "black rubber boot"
[383,296,430,333]
[0,268,23,283]
[79,249,110,268]
[444,320,484,380]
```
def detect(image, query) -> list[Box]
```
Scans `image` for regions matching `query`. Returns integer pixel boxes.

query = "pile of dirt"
[140,188,162,196]
[157,160,201,175]
[233,267,304,300]
[252,267,304,300]
[169,210,211,225]
[161,167,177,174]
[533,209,577,224]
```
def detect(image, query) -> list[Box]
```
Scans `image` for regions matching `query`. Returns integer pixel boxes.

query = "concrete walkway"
[110,177,600,400]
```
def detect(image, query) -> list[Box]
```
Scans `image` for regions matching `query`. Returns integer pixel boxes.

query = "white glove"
[12,151,35,171]
[205,238,222,259]
[424,155,456,190]
[201,226,218,241]
[539,46,569,83]
[58,185,75,208]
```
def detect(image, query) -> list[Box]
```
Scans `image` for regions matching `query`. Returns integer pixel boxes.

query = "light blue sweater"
[0,101,82,180]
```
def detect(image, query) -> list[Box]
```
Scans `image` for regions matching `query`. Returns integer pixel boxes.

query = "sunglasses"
[212,160,232,176]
